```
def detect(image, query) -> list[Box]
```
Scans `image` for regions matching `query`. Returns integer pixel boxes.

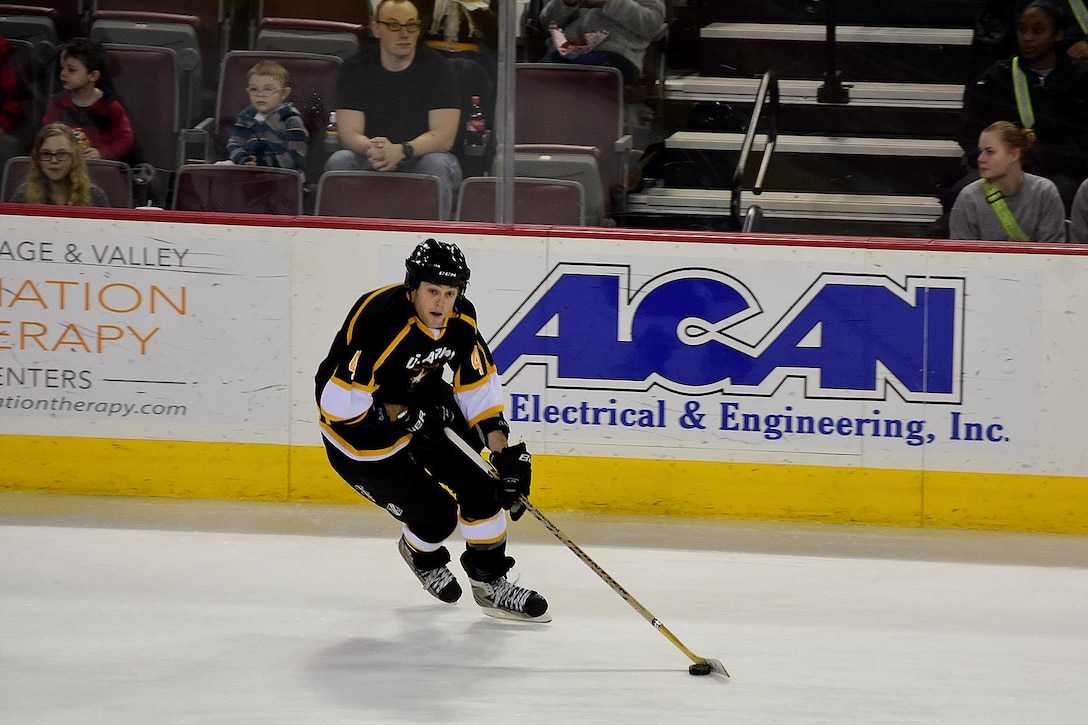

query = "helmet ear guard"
[404,238,471,293]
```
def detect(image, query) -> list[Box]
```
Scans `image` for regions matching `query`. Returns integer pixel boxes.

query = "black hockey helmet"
[404,238,470,292]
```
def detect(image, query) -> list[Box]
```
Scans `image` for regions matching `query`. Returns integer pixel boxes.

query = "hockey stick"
[442,427,729,678]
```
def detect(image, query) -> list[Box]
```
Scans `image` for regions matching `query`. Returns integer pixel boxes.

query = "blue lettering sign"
[490,265,963,402]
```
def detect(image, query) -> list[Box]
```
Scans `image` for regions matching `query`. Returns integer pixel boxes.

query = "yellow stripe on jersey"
[345,284,402,345]
[467,405,504,429]
[453,355,497,389]
[456,374,504,427]
[319,422,412,461]
[369,322,414,382]
[319,376,375,422]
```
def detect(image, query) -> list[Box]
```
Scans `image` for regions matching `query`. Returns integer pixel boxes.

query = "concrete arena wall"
[2,206,1087,534]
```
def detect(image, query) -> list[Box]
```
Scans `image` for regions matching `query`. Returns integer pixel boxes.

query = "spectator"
[419,0,498,51]
[325,0,463,220]
[42,37,134,163]
[958,0,1088,211]
[227,60,309,170]
[0,37,30,171]
[950,121,1066,241]
[1069,177,1088,242]
[970,0,1088,82]
[537,0,666,85]
[11,123,110,206]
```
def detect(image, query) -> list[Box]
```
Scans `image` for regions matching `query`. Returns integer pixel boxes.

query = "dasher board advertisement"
[0,214,290,444]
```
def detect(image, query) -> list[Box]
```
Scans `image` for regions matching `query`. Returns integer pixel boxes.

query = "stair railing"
[730,70,779,229]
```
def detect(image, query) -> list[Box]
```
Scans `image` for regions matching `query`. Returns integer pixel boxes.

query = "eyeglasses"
[375,20,422,33]
[246,86,285,96]
[38,150,73,162]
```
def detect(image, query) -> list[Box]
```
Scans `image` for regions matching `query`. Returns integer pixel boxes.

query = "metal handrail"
[729,71,779,227]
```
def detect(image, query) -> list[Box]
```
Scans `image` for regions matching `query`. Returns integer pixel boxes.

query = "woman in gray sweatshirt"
[538,0,666,84]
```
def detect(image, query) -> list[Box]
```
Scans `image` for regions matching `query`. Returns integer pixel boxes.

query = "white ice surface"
[2,494,1087,724]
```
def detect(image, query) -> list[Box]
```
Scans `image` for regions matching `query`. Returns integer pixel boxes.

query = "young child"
[42,37,134,162]
[12,123,110,206]
[227,60,309,170]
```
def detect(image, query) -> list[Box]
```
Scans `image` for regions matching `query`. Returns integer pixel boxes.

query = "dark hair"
[1020,0,1065,31]
[58,37,115,94]
[59,37,108,75]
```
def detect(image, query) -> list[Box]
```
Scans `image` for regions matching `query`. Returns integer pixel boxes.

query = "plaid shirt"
[227,103,309,169]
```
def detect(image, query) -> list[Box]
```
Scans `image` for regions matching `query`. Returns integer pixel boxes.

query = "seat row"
[0,1,374,122]
[0,159,589,226]
[4,38,631,225]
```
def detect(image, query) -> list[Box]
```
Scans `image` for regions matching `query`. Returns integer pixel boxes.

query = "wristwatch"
[401,142,415,160]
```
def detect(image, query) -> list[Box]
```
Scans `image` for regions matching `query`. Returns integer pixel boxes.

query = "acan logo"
[490,264,964,402]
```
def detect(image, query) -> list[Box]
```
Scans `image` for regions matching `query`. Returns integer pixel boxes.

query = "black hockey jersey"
[315,283,503,461]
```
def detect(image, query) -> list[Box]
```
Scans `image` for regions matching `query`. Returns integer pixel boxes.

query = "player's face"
[411,281,459,326]
[373,2,421,61]
[977,130,1019,181]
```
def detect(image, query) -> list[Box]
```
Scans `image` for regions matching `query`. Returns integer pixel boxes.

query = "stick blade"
[702,658,729,678]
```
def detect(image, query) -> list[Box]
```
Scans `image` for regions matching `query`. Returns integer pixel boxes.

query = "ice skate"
[461,551,551,622]
[398,536,462,603]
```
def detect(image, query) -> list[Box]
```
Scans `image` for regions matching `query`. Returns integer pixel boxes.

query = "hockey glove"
[490,442,531,521]
[394,403,457,435]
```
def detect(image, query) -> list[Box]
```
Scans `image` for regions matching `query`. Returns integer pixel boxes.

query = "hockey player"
[315,238,550,622]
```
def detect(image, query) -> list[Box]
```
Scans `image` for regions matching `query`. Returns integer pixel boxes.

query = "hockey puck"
[688,663,713,676]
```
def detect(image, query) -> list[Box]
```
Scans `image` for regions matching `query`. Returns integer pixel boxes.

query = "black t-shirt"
[335,44,460,142]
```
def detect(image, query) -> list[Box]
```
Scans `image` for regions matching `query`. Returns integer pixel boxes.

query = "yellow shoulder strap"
[1012,56,1036,129]
[981,178,1031,241]
[1069,0,1088,34]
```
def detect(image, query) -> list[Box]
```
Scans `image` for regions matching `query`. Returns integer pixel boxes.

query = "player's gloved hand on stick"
[490,442,531,520]
[392,402,457,434]
[396,406,429,434]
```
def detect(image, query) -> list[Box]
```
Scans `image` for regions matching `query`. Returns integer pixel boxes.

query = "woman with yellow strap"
[956,0,1088,212]
[950,121,1067,241]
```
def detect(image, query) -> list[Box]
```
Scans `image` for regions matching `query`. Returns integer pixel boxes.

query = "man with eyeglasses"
[325,0,463,219]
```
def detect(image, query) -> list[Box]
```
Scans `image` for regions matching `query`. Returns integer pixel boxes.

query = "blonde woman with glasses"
[12,123,109,206]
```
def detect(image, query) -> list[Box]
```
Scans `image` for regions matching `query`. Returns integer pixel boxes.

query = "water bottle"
[464,96,486,155]
[325,111,340,153]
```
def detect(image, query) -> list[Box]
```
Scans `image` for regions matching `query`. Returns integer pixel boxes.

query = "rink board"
[1,207,1087,533]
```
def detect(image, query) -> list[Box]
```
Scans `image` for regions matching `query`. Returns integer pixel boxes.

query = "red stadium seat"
[173,163,303,215]
[455,176,586,226]
[3,156,134,207]
[314,171,443,221]
[513,63,632,223]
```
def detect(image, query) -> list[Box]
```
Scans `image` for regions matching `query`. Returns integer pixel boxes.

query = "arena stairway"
[625,0,985,237]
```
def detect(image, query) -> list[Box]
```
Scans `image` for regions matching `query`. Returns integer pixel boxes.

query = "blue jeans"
[324,149,463,220]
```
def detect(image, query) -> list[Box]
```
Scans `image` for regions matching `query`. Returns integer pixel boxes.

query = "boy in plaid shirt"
[227,60,309,170]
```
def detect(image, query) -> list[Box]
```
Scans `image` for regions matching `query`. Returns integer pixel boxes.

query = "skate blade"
[479,606,553,623]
